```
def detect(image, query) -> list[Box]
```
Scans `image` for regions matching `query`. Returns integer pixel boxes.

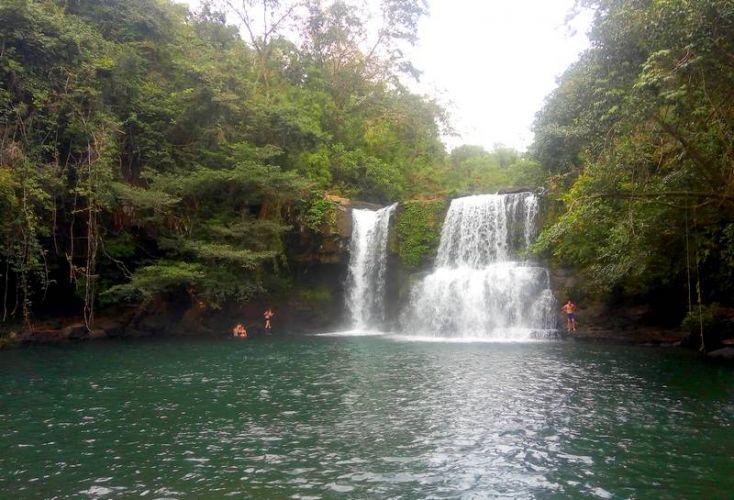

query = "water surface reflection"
[0,337,732,498]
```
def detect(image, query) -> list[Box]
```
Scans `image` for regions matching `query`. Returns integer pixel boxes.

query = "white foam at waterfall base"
[345,204,396,330]
[401,193,557,340]
[313,329,386,337]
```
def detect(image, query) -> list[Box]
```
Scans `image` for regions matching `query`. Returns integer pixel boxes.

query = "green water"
[0,336,732,498]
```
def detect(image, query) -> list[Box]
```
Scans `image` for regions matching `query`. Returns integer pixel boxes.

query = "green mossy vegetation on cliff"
[394,200,448,269]
[304,197,338,233]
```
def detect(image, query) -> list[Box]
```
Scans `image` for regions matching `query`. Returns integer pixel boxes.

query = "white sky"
[409,0,591,151]
[177,0,591,151]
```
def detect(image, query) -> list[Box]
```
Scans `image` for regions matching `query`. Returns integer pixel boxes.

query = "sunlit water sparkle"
[1,337,732,498]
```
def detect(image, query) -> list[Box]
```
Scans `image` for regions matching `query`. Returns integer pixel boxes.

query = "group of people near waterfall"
[232,307,274,338]
[231,302,576,335]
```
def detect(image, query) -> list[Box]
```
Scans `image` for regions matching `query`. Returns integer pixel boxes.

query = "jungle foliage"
[444,144,544,195]
[12,0,722,329]
[0,0,440,324]
[533,0,734,315]
[394,199,447,269]
[1,0,539,326]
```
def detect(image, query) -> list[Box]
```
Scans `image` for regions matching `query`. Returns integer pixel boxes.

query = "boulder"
[135,314,169,335]
[178,301,216,336]
[706,347,734,362]
[94,313,134,338]
[98,323,124,338]
[0,332,18,349]
[334,204,352,238]
[21,329,66,343]
[14,319,116,344]
[680,318,734,351]
[88,329,108,340]
[64,323,90,340]
[60,323,110,341]
[124,297,179,336]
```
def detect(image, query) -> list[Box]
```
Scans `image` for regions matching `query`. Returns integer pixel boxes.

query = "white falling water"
[402,193,556,340]
[346,204,397,330]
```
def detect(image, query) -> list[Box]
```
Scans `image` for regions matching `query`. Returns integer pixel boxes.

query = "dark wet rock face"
[6,193,732,350]
[678,315,734,353]
[65,324,90,340]
[706,347,734,363]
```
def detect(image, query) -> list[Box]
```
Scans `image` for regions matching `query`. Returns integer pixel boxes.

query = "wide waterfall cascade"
[402,193,556,340]
[346,204,397,330]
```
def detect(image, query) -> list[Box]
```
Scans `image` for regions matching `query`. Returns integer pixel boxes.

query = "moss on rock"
[394,199,448,269]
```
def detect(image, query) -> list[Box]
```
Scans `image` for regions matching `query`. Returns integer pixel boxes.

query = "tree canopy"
[532,0,734,317]
[0,0,472,325]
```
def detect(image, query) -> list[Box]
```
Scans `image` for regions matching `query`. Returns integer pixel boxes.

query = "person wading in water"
[232,323,247,338]
[264,308,274,331]
[561,299,577,332]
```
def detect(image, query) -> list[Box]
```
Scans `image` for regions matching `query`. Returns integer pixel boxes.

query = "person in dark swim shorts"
[561,299,577,332]
[264,308,274,330]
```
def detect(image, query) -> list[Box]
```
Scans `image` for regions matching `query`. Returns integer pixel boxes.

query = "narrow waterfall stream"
[345,204,397,330]
[402,193,556,339]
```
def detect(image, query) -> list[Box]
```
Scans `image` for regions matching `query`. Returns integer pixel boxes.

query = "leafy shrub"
[395,200,447,269]
[681,303,720,333]
[304,197,338,232]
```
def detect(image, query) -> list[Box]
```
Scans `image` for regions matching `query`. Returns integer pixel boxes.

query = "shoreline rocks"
[706,347,734,362]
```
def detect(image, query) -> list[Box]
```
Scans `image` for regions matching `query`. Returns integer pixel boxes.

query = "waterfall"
[346,204,397,330]
[402,193,556,340]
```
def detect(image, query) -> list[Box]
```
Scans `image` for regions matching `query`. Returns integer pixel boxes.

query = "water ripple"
[0,338,732,498]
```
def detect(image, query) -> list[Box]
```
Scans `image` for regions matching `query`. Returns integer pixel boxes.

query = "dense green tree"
[442,144,543,195]
[533,0,734,314]
[0,0,455,327]
[0,0,119,325]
